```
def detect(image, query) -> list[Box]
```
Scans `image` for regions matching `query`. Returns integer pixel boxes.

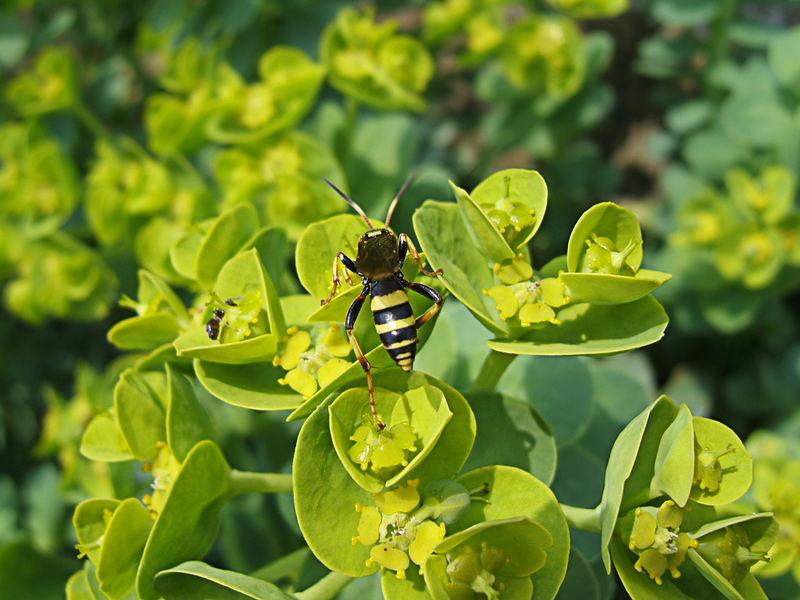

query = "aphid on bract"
[205,298,238,341]
[320,176,443,430]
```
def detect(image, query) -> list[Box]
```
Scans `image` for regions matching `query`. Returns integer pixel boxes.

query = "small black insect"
[321,176,443,430]
[205,298,238,341]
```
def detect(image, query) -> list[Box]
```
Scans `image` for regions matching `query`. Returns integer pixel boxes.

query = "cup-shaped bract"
[320,7,433,112]
[174,249,285,365]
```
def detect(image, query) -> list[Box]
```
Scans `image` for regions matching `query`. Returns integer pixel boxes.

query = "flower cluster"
[692,443,735,494]
[352,479,467,579]
[142,442,181,517]
[670,165,800,289]
[626,500,697,585]
[483,276,569,327]
[349,418,418,475]
[274,323,353,398]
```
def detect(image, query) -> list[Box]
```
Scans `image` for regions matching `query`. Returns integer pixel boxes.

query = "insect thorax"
[355,229,400,280]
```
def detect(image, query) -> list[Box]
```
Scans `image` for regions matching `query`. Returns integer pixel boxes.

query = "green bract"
[321,7,433,112]
[329,385,453,491]
[545,0,628,19]
[204,46,325,145]
[294,370,475,577]
[174,249,285,364]
[5,46,77,115]
[501,15,586,98]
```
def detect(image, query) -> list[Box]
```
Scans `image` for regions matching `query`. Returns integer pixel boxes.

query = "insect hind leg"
[404,280,443,328]
[346,285,384,430]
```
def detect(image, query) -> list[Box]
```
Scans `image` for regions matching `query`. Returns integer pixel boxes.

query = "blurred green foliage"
[1,0,799,599]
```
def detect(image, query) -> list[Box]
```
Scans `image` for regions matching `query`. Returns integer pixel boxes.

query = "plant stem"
[561,504,602,534]
[72,99,112,141]
[294,571,353,600]
[470,349,517,392]
[709,0,739,66]
[229,470,293,496]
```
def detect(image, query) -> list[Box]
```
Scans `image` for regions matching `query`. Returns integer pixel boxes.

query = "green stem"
[229,470,293,496]
[72,99,112,141]
[561,504,601,534]
[470,349,517,392]
[709,0,739,65]
[294,571,353,600]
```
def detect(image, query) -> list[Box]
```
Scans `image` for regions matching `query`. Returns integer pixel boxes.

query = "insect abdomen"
[371,279,417,372]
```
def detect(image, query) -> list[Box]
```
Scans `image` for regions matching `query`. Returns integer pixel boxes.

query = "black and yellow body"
[370,278,416,372]
[321,204,443,430]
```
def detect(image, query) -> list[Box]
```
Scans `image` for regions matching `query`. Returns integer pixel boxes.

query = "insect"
[320,176,443,430]
[205,298,238,341]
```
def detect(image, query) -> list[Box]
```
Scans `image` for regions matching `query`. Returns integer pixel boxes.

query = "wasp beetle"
[320,177,443,430]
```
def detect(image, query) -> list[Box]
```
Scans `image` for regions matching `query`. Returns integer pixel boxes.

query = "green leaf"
[768,26,800,92]
[651,404,695,506]
[451,181,515,263]
[598,396,677,572]
[471,168,548,250]
[328,385,453,492]
[567,203,643,274]
[413,200,508,335]
[686,550,746,600]
[689,417,752,506]
[462,392,557,485]
[554,548,600,600]
[154,561,294,599]
[138,270,191,324]
[452,466,569,600]
[174,250,284,364]
[107,314,181,351]
[136,441,231,600]
[560,270,671,305]
[66,565,93,600]
[73,498,121,564]
[194,359,302,411]
[293,396,375,577]
[683,128,748,179]
[294,370,475,576]
[114,370,165,460]
[296,214,374,301]
[195,204,261,288]
[166,365,214,462]
[487,296,669,356]
[135,218,187,284]
[434,517,553,577]
[170,224,209,280]
[80,414,133,462]
[421,554,534,600]
[97,498,154,599]
[652,0,718,26]
[381,565,433,600]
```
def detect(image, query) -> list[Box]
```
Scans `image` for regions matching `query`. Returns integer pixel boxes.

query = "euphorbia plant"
[60,166,775,600]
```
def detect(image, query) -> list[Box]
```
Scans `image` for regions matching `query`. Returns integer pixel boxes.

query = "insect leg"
[398,233,443,277]
[403,280,443,328]
[346,284,384,430]
[321,252,358,305]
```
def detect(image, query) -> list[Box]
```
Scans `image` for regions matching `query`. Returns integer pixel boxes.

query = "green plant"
[0,2,796,599]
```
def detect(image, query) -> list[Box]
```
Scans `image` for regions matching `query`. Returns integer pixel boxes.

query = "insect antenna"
[384,174,416,229]
[321,177,373,228]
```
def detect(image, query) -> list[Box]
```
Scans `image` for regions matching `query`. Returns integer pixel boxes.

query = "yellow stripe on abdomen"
[375,316,416,334]
[370,290,408,311]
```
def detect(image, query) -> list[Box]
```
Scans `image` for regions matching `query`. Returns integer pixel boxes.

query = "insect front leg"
[404,280,443,329]
[321,252,358,305]
[346,284,384,430]
[398,233,443,277]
